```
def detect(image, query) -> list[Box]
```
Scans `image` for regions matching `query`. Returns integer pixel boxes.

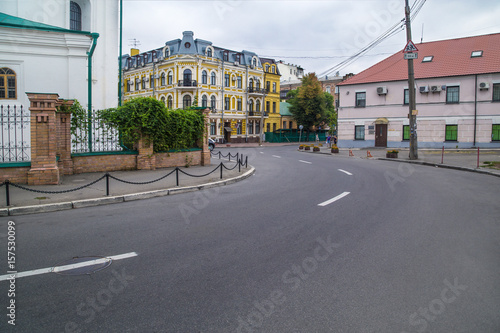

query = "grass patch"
[481,161,500,169]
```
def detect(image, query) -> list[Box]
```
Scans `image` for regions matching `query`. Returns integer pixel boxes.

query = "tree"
[288,73,335,132]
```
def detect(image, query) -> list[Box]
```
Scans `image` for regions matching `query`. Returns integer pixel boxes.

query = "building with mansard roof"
[122,31,275,143]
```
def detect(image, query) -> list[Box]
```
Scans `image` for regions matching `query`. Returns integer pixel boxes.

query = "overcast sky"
[122,0,500,78]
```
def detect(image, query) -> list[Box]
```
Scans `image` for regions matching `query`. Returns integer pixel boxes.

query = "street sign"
[403,40,418,53]
[404,52,418,60]
[299,125,304,130]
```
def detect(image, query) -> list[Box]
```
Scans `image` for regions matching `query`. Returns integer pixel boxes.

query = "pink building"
[337,33,500,148]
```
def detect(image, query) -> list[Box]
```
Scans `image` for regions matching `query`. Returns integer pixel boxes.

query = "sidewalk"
[0,159,254,216]
[299,145,500,176]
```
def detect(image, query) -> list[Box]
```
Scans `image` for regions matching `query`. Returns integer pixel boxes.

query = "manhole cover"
[52,256,112,276]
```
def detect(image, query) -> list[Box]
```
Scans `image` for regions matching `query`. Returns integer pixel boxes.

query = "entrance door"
[375,124,387,147]
[224,122,231,143]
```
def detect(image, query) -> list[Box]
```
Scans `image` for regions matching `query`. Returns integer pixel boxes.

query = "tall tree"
[288,73,335,131]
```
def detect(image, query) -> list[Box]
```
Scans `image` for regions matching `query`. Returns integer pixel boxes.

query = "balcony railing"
[178,80,197,87]
[248,111,267,117]
[247,87,267,94]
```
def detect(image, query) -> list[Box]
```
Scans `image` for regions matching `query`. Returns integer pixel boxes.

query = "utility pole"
[405,0,418,159]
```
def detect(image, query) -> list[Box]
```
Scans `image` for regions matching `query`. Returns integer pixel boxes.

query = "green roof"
[280,102,292,116]
[0,12,91,35]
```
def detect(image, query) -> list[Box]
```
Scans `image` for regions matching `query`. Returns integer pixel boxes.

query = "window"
[471,50,483,58]
[210,122,216,135]
[183,69,192,85]
[164,48,170,58]
[355,125,365,140]
[135,78,140,91]
[248,121,254,134]
[403,125,410,140]
[272,82,276,93]
[256,80,260,90]
[0,68,16,99]
[126,79,133,92]
[224,74,230,87]
[283,121,287,129]
[256,100,261,112]
[266,81,270,92]
[167,96,173,109]
[266,101,270,112]
[183,95,191,109]
[168,72,173,85]
[235,54,241,64]
[223,51,229,62]
[237,76,242,89]
[161,73,165,86]
[210,96,216,110]
[446,86,460,104]
[150,75,154,88]
[210,72,216,85]
[224,97,230,110]
[273,102,276,113]
[207,48,212,57]
[202,71,207,84]
[202,95,208,108]
[271,66,275,74]
[141,77,146,90]
[289,121,293,129]
[161,97,165,105]
[248,78,254,89]
[492,124,500,141]
[237,98,242,111]
[422,56,433,62]
[404,89,409,105]
[493,83,500,101]
[273,123,276,132]
[267,123,271,132]
[255,121,260,134]
[237,122,242,135]
[355,92,366,107]
[70,1,82,31]
[445,125,458,141]
[265,64,270,72]
[248,100,254,112]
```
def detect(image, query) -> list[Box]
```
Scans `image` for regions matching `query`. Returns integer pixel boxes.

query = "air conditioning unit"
[419,86,429,93]
[234,62,239,66]
[479,82,490,90]
[377,86,388,95]
[430,85,442,92]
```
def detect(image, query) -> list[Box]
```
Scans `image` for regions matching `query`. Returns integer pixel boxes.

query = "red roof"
[339,33,500,86]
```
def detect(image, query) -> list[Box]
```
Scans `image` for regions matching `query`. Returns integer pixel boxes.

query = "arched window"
[161,72,165,86]
[168,72,173,85]
[183,69,192,86]
[256,100,261,112]
[167,96,173,109]
[0,68,17,99]
[210,72,216,85]
[70,1,82,31]
[256,80,260,90]
[265,64,269,72]
[202,70,207,84]
[207,48,212,57]
[183,95,191,109]
[202,95,208,107]
[161,96,165,105]
[248,78,254,89]
[210,95,216,110]
[273,82,276,93]
[248,100,254,112]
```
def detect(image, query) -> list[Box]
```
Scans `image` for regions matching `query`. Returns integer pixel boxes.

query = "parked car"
[208,138,215,151]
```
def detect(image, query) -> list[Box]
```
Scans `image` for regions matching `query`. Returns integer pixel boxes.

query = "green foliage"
[68,100,90,148]
[288,73,337,132]
[99,97,205,152]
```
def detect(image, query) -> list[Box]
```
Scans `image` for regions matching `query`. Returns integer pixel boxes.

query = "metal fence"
[0,105,31,163]
[71,110,126,153]
[265,130,328,143]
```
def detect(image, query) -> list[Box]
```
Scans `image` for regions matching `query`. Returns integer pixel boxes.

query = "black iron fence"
[0,105,31,162]
[1,152,248,207]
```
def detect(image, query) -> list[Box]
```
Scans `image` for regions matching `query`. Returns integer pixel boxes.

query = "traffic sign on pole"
[403,40,418,53]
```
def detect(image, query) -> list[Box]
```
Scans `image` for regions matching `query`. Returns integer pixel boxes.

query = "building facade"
[0,0,119,110]
[337,33,500,148]
[261,58,282,132]
[122,31,277,143]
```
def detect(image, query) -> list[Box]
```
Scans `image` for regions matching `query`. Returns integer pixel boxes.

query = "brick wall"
[0,166,30,184]
[156,150,202,168]
[72,154,138,174]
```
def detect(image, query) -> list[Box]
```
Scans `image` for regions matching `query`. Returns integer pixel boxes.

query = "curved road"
[1,146,499,332]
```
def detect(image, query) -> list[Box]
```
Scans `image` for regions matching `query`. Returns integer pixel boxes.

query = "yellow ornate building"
[122,31,276,143]
[260,58,281,133]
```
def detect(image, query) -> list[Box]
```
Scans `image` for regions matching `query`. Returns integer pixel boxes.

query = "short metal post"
[477,147,480,168]
[219,151,221,159]
[105,173,110,196]
[176,167,179,186]
[5,180,10,207]
[245,156,248,167]
[441,146,444,164]
[239,156,241,172]
[220,163,223,179]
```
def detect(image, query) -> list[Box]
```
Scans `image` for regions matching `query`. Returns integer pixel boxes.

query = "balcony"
[178,80,197,88]
[247,87,267,95]
[248,111,267,118]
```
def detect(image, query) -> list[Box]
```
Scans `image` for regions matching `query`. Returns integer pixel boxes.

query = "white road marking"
[299,160,312,164]
[318,192,350,207]
[338,169,353,176]
[272,155,281,158]
[0,252,138,281]
[260,152,264,154]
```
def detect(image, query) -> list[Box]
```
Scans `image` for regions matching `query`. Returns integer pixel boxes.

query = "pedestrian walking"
[326,134,331,148]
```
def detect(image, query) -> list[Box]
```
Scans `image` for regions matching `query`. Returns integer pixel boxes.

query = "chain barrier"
[1,155,249,207]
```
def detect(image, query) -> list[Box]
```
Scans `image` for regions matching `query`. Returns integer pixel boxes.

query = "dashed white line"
[0,252,138,281]
[299,160,312,164]
[338,169,353,176]
[318,192,350,207]
[272,155,281,158]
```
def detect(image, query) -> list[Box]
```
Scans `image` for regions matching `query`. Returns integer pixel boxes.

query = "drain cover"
[52,256,112,276]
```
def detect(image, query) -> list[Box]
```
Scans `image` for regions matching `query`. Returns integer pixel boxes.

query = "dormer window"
[223,51,229,62]
[207,48,212,57]
[471,50,483,58]
[422,56,433,62]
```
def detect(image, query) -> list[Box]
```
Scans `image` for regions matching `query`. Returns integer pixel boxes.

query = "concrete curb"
[376,158,500,178]
[2,166,255,216]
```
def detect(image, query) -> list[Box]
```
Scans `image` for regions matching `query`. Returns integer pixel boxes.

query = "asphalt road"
[1,146,499,333]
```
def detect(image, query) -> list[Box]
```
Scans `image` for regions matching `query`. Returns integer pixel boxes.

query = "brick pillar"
[200,108,211,166]
[136,135,156,170]
[56,99,74,175]
[26,93,62,185]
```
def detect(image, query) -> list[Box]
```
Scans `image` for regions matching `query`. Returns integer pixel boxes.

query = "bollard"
[105,173,110,196]
[5,180,10,207]
[175,167,179,186]
[441,146,444,164]
[477,147,480,168]
[220,163,223,179]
